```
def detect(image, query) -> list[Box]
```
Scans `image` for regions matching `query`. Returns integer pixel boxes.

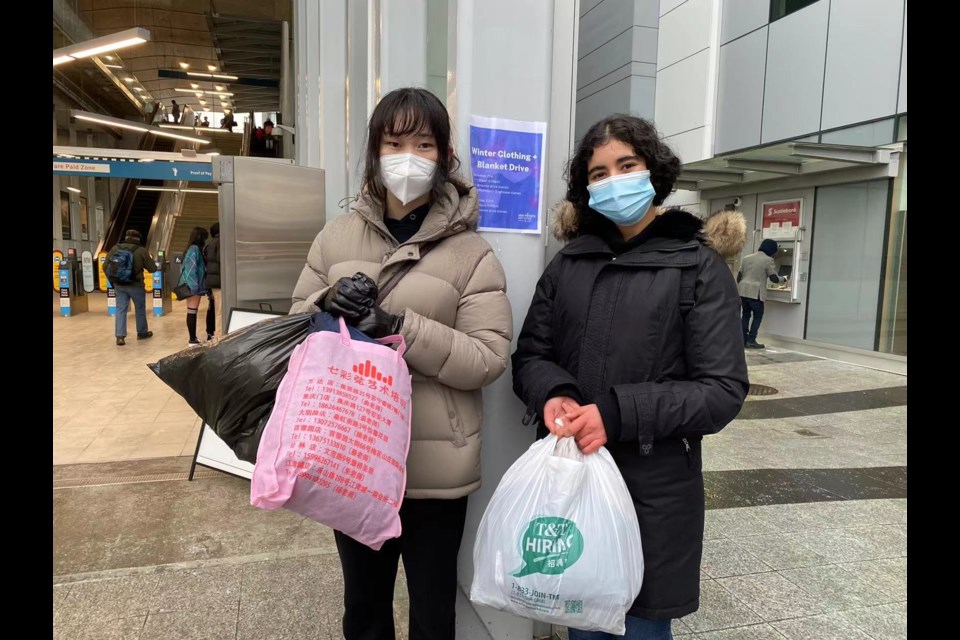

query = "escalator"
[97,118,245,259]
[96,136,176,255]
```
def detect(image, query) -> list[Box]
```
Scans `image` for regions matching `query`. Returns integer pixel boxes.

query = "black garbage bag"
[148,312,312,463]
[147,311,379,464]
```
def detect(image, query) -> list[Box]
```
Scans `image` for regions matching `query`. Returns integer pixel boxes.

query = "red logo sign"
[352,360,393,387]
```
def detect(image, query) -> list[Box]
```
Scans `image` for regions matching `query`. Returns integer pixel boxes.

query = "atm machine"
[760,199,805,304]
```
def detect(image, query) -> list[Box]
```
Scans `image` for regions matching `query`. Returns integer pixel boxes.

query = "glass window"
[770,0,821,22]
[805,180,890,351]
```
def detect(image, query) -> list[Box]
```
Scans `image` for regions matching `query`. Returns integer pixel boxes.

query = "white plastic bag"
[470,435,643,635]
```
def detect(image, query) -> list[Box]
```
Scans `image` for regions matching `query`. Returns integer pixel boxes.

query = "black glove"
[355,305,404,339]
[322,273,378,321]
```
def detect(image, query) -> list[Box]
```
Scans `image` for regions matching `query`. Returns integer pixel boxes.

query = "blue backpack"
[106,248,135,284]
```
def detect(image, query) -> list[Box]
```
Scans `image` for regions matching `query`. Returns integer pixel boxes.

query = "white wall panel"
[761,1,828,143]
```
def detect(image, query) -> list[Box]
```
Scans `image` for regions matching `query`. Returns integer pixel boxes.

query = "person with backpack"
[104,229,157,346]
[511,115,749,639]
[203,222,221,341]
[178,226,209,346]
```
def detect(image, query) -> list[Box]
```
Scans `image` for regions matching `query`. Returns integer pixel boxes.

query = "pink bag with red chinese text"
[250,317,413,550]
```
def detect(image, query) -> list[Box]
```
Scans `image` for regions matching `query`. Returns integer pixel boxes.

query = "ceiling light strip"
[70,111,211,145]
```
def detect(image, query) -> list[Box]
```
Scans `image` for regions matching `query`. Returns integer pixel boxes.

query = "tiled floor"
[54,291,219,465]
[53,293,907,639]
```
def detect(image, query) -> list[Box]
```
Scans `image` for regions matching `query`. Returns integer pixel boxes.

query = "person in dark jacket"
[512,115,749,639]
[737,239,788,349]
[203,222,221,341]
[104,229,157,346]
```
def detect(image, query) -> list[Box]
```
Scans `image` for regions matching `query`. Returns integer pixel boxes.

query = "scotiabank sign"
[762,199,802,239]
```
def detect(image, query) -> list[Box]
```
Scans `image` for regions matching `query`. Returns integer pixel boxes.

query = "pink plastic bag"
[250,317,413,550]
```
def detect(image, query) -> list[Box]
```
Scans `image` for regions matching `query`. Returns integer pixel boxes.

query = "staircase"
[196,128,244,157]
[169,192,220,255]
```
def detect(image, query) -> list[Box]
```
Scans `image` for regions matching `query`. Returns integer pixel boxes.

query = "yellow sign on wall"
[53,250,64,292]
[97,252,108,291]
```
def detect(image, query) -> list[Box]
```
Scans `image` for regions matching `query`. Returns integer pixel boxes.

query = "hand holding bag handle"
[337,317,406,362]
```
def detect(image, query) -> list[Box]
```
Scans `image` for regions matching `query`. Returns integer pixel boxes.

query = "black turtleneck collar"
[384,202,430,244]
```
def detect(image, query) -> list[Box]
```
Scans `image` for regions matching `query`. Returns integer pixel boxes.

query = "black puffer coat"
[512,205,749,621]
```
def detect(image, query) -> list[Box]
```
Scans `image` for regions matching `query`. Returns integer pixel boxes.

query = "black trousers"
[741,297,765,343]
[335,497,469,640]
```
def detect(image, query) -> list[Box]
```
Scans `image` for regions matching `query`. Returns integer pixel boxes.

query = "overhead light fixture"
[190,83,199,89]
[124,77,135,83]
[208,65,217,71]
[105,56,114,61]
[66,186,81,193]
[52,27,150,65]
[174,88,234,96]
[179,62,190,69]
[104,63,123,69]
[134,87,144,92]
[186,71,238,81]
[137,186,218,194]
[214,85,225,91]
[70,110,211,145]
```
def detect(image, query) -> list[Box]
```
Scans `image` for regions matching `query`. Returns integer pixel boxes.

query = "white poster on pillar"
[469,115,547,234]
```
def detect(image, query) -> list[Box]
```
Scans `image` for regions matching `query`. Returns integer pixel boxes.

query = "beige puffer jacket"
[290,182,513,499]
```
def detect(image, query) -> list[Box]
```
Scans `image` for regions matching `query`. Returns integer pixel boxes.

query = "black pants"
[741,297,765,343]
[205,289,216,337]
[335,497,469,640]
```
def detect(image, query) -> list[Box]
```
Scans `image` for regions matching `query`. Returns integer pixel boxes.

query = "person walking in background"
[170,100,181,124]
[178,226,209,346]
[104,229,157,346]
[737,238,788,349]
[203,222,221,341]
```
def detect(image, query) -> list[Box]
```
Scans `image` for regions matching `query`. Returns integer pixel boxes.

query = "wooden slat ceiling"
[55,0,290,119]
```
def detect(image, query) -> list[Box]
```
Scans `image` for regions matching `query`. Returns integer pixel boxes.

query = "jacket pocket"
[440,386,467,447]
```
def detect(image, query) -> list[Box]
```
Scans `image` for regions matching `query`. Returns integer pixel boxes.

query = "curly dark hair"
[565,115,681,236]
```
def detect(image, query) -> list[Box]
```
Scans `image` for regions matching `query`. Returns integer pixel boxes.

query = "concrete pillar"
[381,0,428,93]
[450,1,579,637]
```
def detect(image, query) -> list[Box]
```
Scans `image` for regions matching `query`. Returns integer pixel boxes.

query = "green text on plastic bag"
[512,517,584,577]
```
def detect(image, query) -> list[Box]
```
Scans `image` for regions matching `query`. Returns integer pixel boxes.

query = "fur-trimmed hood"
[552,201,747,259]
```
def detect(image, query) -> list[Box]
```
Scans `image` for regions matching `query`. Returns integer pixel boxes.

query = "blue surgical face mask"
[587,170,657,226]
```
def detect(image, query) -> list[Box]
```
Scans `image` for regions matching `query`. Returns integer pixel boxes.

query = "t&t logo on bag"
[513,516,584,576]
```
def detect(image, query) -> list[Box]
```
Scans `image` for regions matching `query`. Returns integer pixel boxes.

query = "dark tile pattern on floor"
[704,467,907,509]
[744,351,822,366]
[737,386,907,419]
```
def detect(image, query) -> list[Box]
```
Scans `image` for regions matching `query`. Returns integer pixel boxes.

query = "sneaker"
[137,331,154,340]
[187,338,202,347]
[745,341,765,349]
[206,333,215,342]
[116,337,125,346]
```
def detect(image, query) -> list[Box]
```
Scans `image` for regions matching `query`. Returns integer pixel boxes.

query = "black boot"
[187,308,200,345]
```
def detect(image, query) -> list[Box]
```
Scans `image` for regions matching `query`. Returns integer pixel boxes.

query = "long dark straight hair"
[184,226,209,256]
[361,87,467,206]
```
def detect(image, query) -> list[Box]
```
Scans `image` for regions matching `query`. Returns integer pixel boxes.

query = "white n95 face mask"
[380,153,437,205]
